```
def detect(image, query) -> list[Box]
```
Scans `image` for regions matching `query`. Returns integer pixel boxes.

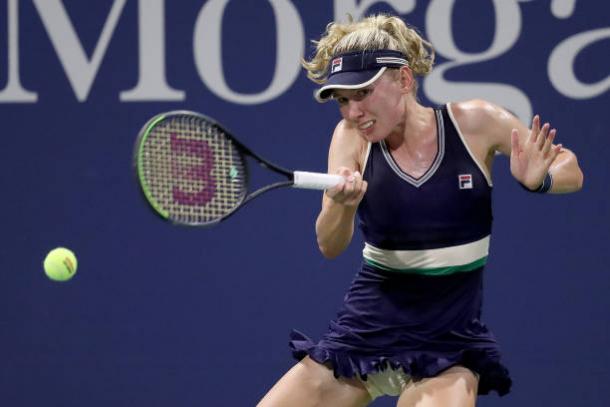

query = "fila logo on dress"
[459,174,473,189]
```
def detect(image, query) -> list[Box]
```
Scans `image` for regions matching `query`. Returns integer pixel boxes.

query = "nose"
[346,100,364,121]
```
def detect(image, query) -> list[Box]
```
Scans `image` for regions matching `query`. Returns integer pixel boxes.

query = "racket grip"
[293,171,344,190]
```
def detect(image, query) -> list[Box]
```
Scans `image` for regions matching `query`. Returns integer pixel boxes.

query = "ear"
[398,66,414,94]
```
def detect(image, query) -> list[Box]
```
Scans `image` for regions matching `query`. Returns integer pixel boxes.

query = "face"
[333,71,406,142]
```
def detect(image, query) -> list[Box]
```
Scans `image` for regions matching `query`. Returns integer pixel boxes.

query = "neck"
[386,96,435,149]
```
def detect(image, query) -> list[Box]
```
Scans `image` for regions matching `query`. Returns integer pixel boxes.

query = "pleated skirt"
[290,263,512,396]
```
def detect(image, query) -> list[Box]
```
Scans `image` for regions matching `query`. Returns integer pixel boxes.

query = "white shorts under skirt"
[361,366,411,400]
[361,366,480,400]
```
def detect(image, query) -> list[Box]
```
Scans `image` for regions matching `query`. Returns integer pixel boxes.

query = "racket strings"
[139,115,247,224]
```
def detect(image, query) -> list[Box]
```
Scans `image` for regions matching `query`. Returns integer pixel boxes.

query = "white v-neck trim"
[361,142,372,177]
[446,103,493,187]
[379,109,445,188]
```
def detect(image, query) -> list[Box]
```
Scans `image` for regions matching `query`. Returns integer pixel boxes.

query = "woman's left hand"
[510,114,562,190]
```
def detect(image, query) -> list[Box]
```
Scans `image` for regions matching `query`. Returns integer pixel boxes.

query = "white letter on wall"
[334,0,416,22]
[193,0,304,105]
[32,0,126,101]
[0,0,38,102]
[120,0,185,101]
[424,0,533,122]
[548,28,610,99]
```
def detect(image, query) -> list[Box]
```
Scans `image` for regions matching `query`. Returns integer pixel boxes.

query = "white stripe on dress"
[363,236,490,271]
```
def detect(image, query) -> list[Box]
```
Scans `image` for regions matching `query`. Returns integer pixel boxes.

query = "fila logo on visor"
[331,57,343,73]
[459,174,473,189]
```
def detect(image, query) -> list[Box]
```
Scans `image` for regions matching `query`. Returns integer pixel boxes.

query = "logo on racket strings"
[170,133,216,205]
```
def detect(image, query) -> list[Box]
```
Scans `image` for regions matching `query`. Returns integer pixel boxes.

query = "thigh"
[257,356,372,407]
[396,366,478,407]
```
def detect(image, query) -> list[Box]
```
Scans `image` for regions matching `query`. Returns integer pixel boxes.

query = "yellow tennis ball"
[44,247,77,282]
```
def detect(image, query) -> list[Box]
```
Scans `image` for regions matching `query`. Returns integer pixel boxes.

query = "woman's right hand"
[325,167,368,207]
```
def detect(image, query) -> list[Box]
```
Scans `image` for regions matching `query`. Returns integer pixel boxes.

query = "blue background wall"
[1,1,608,406]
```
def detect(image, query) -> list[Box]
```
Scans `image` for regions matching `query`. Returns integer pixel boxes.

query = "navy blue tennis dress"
[290,104,512,396]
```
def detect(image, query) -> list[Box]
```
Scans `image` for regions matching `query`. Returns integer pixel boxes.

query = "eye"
[335,96,348,105]
[355,89,371,100]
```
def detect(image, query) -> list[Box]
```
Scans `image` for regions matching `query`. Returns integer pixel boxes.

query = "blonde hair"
[303,14,435,86]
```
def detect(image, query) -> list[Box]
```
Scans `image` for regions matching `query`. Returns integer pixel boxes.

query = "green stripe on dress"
[364,256,488,276]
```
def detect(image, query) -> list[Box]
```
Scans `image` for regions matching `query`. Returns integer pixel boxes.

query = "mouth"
[358,120,375,131]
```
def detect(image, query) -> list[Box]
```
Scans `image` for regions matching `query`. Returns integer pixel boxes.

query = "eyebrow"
[332,86,373,99]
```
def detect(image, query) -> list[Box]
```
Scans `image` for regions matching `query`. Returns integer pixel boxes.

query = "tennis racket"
[133,110,343,226]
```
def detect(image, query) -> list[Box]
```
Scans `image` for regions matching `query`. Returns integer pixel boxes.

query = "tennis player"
[258,14,583,407]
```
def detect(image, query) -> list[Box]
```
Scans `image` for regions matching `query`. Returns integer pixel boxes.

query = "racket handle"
[293,171,344,190]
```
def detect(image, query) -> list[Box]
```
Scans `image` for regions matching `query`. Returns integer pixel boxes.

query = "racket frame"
[133,110,297,227]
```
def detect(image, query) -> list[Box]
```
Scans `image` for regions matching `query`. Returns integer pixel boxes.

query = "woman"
[259,14,583,407]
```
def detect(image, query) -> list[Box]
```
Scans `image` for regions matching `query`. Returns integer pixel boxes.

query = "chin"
[364,132,387,143]
[358,124,389,142]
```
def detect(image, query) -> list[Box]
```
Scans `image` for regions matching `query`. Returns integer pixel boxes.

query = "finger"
[536,123,550,149]
[529,115,540,143]
[351,171,362,198]
[360,180,368,197]
[336,166,353,177]
[325,181,345,200]
[511,129,520,154]
[542,129,556,157]
[547,143,563,164]
[343,172,357,195]
[348,180,368,206]
[332,176,347,193]
[335,167,354,191]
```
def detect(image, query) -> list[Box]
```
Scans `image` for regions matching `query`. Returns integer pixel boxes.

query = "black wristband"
[520,173,553,193]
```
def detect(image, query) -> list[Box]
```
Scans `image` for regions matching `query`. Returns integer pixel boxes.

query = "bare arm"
[315,121,368,259]
[453,100,584,193]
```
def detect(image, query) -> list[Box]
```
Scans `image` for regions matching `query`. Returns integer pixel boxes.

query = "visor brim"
[314,67,387,103]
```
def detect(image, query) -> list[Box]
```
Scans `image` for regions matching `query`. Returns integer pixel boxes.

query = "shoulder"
[332,119,363,142]
[328,120,368,171]
[449,99,514,134]
[449,99,521,154]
